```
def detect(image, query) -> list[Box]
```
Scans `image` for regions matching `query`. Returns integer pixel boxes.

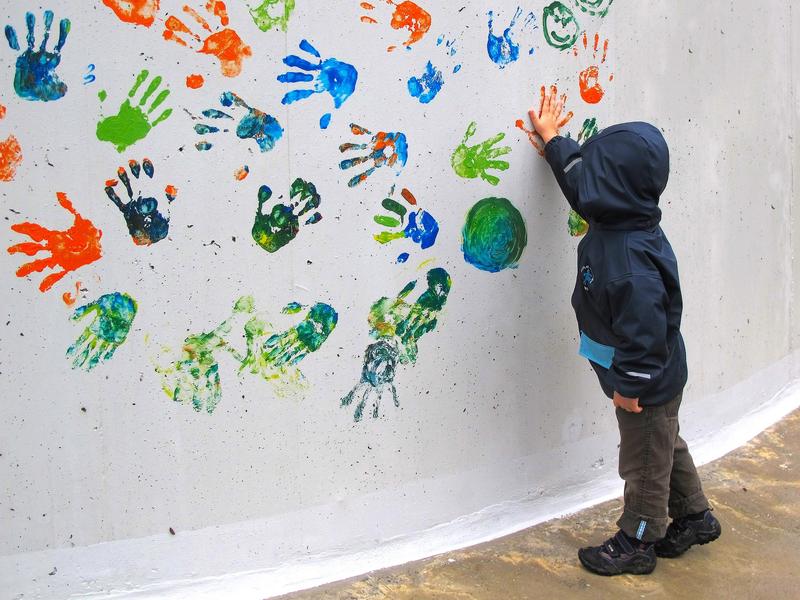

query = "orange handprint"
[0,104,22,181]
[8,192,103,293]
[163,1,252,77]
[515,85,574,156]
[360,1,431,52]
[574,32,613,104]
[102,0,160,27]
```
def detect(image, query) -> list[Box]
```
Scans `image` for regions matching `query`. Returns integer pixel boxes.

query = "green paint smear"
[578,117,599,144]
[462,197,528,273]
[252,178,321,253]
[67,292,137,371]
[574,0,614,18]
[542,2,580,50]
[249,0,296,32]
[368,268,451,365]
[451,121,511,186]
[567,118,599,237]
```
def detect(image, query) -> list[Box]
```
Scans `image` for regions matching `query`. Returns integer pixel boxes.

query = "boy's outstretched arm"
[528,86,585,217]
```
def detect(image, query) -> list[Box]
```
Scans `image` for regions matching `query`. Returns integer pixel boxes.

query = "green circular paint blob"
[543,2,580,50]
[462,197,527,273]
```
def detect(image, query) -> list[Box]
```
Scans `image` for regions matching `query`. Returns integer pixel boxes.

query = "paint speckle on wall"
[278,39,358,129]
[486,7,536,68]
[67,292,138,371]
[163,2,252,77]
[251,179,322,253]
[0,104,22,181]
[8,192,103,292]
[574,32,613,104]
[102,0,160,27]
[5,10,70,102]
[339,123,408,187]
[84,64,96,85]
[542,1,580,50]
[451,122,511,186]
[186,73,205,88]
[462,197,527,273]
[234,165,249,180]
[105,158,175,246]
[192,91,283,152]
[247,0,295,32]
[96,70,173,152]
[361,0,432,52]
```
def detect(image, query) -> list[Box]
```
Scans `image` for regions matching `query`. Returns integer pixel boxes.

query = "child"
[527,87,721,576]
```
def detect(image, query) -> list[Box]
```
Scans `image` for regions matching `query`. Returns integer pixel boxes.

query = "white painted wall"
[1,1,798,598]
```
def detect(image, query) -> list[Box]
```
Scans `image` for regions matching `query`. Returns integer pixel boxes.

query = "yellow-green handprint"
[451,121,511,186]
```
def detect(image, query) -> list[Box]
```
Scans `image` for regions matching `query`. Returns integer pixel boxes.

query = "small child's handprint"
[0,104,23,181]
[105,158,177,246]
[373,186,439,257]
[341,339,399,421]
[192,91,283,153]
[277,39,358,129]
[451,121,511,186]
[407,33,462,104]
[515,84,574,156]
[247,0,295,32]
[574,32,613,104]
[163,2,252,77]
[486,7,536,69]
[96,70,173,153]
[102,0,160,27]
[7,192,103,293]
[360,0,432,52]
[66,292,138,371]
[251,179,322,253]
[339,123,409,188]
[4,10,70,102]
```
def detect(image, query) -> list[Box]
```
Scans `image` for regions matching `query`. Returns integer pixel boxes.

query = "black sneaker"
[655,510,722,558]
[577,530,657,576]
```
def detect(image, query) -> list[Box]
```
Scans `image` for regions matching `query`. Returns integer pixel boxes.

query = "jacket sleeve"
[605,275,669,398]
[544,135,584,216]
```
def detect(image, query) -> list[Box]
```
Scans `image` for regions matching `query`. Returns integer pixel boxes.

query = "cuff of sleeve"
[609,368,654,399]
[544,135,565,155]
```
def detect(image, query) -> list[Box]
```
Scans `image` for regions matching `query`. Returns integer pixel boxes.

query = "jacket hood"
[579,122,670,229]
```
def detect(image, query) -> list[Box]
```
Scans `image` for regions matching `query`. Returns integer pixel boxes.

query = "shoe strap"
[604,531,635,556]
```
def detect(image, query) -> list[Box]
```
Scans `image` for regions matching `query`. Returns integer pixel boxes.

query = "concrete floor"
[278,409,800,600]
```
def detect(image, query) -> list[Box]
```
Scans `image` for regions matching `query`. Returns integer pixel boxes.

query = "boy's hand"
[528,85,570,146]
[613,391,642,413]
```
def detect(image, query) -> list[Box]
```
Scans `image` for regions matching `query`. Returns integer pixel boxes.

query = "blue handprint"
[5,10,71,101]
[277,39,358,130]
[192,91,283,153]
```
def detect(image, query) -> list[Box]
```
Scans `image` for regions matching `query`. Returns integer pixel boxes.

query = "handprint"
[191,91,283,153]
[341,340,399,421]
[542,1,580,50]
[277,39,358,129]
[0,104,23,181]
[567,117,598,237]
[163,2,252,77]
[339,123,408,187]
[247,0,295,32]
[4,10,70,101]
[451,122,511,186]
[102,0,160,27]
[574,32,613,104]
[66,292,137,371]
[360,0,431,52]
[7,192,103,293]
[251,179,321,253]
[515,85,574,156]
[96,70,173,153]
[157,296,256,414]
[486,7,535,69]
[373,186,439,259]
[574,0,614,18]
[105,158,177,246]
[407,33,461,104]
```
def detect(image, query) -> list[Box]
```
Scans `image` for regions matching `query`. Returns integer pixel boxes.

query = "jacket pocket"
[579,331,615,369]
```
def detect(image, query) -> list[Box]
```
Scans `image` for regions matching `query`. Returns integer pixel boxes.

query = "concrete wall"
[1,1,798,598]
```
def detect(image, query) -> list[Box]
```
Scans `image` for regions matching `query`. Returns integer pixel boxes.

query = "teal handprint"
[96,70,173,153]
[451,122,511,186]
[66,292,137,371]
[5,10,71,102]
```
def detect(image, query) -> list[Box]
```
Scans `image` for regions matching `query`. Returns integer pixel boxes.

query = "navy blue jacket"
[544,122,687,406]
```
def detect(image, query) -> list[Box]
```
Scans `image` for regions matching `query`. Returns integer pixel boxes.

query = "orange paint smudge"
[579,66,604,104]
[0,105,6,119]
[62,281,82,306]
[186,73,205,88]
[102,0,160,28]
[206,0,229,26]
[361,16,378,23]
[361,2,375,8]
[400,188,417,205]
[105,179,118,187]
[7,192,103,293]
[164,16,195,46]
[183,5,213,31]
[515,119,544,156]
[0,104,22,182]
[386,0,431,52]
[165,185,178,201]
[234,165,249,181]
[200,29,252,77]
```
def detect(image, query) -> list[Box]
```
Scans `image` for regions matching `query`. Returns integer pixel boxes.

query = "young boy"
[527,87,722,575]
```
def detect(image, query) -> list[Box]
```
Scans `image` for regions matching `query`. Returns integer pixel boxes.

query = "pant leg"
[666,396,710,518]
[615,394,681,542]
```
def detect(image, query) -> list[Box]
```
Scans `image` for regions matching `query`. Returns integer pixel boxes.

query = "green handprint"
[157,296,255,414]
[66,292,137,371]
[451,121,511,186]
[96,69,173,153]
[251,179,322,253]
[248,0,296,32]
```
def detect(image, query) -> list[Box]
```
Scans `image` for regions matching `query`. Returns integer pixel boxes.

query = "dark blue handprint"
[277,39,358,130]
[5,10,70,102]
[193,91,283,153]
